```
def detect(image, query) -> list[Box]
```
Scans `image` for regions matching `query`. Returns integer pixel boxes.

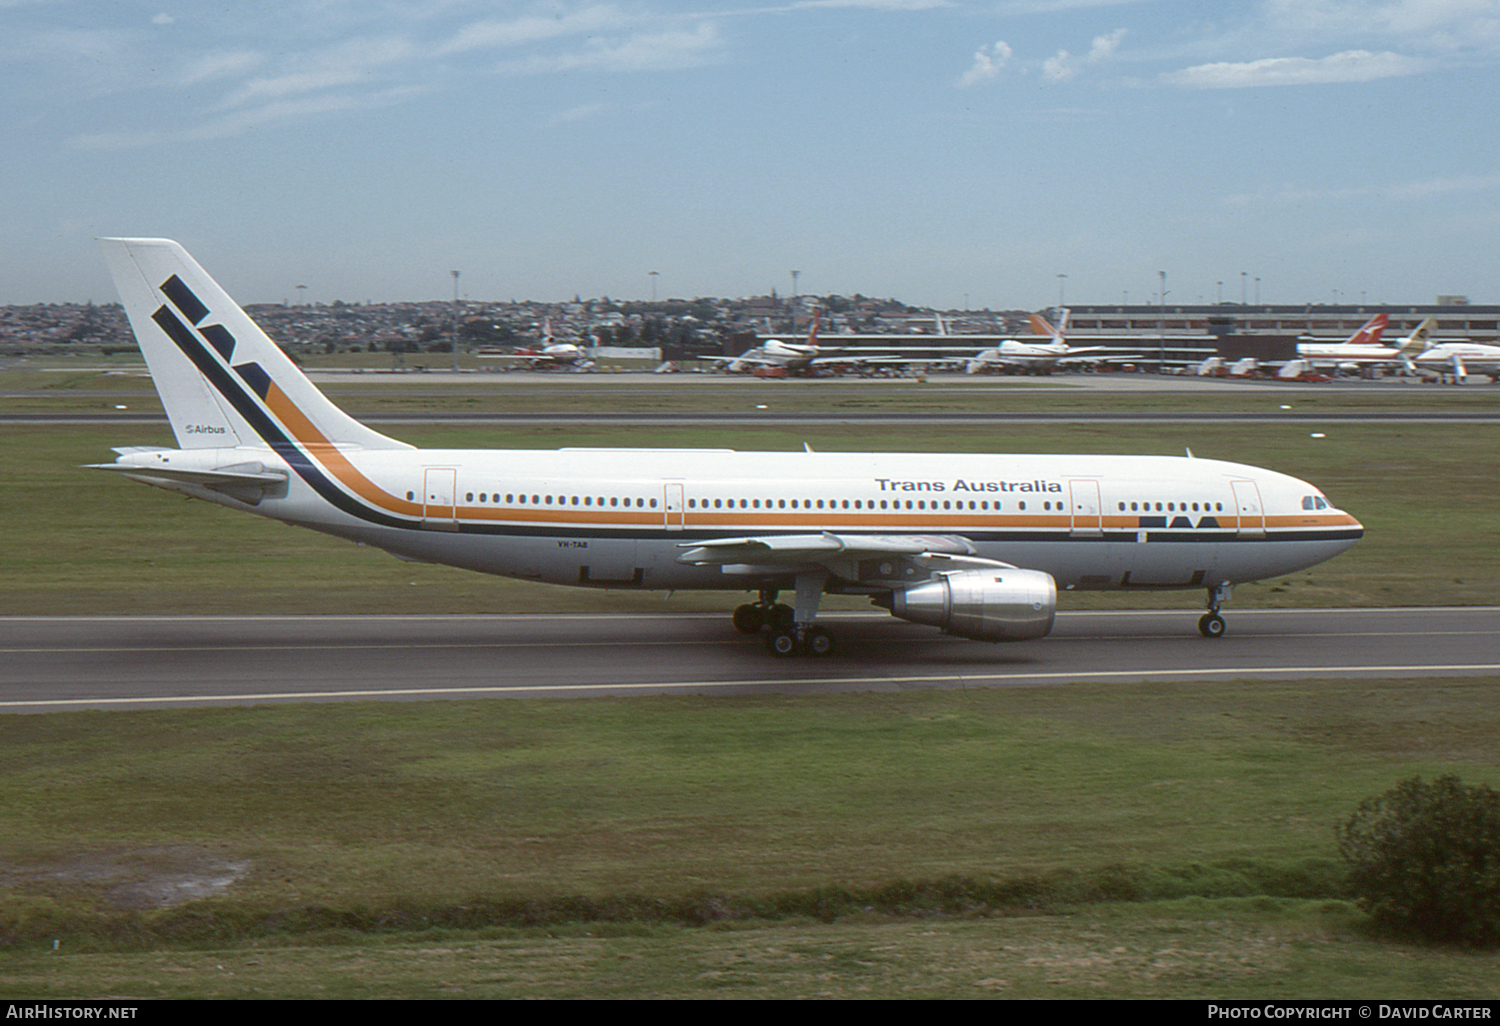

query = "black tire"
[802,626,834,657]
[732,603,765,634]
[1198,613,1227,638]
[766,628,800,657]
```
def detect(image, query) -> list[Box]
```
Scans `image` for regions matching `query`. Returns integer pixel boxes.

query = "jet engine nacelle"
[886,568,1056,642]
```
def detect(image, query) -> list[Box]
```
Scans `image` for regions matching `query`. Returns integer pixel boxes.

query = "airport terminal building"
[741,302,1500,371]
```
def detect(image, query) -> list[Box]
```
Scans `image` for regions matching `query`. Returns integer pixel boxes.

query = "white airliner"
[1295,313,1392,371]
[1300,316,1500,383]
[91,239,1364,654]
[712,311,882,376]
[1404,336,1500,383]
[964,310,1123,375]
[480,320,595,370]
[1294,313,1447,376]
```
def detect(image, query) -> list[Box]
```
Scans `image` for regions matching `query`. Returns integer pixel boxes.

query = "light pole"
[649,271,659,303]
[1158,270,1168,372]
[1056,273,1067,315]
[450,270,460,373]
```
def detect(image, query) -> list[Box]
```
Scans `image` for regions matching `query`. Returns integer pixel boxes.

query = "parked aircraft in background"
[1296,313,1391,371]
[964,310,1128,374]
[1294,316,1499,382]
[713,311,889,376]
[500,340,594,370]
[479,319,595,370]
[1404,336,1500,383]
[92,238,1364,655]
[1215,316,1443,382]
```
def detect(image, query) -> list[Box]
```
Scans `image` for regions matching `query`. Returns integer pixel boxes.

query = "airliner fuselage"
[94,237,1363,655]
[109,444,1359,598]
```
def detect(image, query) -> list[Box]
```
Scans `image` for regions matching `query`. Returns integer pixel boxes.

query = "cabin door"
[663,482,685,531]
[1231,480,1265,538]
[1068,479,1103,537]
[422,468,458,530]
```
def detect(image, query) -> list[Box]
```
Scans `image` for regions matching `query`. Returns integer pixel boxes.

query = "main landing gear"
[732,577,834,657]
[1198,583,1232,638]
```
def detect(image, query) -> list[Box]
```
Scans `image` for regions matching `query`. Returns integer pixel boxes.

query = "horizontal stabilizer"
[84,461,288,487]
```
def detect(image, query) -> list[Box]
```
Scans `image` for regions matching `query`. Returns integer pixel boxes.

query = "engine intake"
[884,568,1056,642]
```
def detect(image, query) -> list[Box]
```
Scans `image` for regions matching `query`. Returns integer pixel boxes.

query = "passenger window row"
[1117,501,1225,513]
[684,497,1014,511]
[461,493,658,508]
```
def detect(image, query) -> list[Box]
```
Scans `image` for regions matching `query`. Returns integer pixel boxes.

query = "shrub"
[1337,775,1500,945]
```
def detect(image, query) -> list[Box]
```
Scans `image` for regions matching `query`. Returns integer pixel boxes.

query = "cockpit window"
[1302,495,1331,510]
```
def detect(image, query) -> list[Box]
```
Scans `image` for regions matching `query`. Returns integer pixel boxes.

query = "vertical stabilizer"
[100,238,410,451]
[1028,310,1067,343]
[1345,312,1388,347]
[1398,317,1439,356]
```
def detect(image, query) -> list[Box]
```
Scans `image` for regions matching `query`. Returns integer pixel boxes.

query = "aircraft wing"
[1052,346,1133,363]
[677,532,1016,584]
[816,354,951,366]
[708,353,782,367]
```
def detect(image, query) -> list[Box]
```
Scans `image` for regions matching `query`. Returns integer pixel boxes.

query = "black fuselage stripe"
[151,304,415,529]
[399,522,1364,544]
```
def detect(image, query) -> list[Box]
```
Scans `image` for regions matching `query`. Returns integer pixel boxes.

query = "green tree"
[1338,775,1500,945]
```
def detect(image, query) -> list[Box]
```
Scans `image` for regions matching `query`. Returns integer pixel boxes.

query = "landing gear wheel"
[768,603,795,627]
[732,603,765,634]
[1198,613,1227,639]
[802,626,834,657]
[766,627,800,657]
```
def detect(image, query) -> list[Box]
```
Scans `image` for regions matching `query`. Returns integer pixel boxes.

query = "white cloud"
[550,102,609,124]
[69,85,428,149]
[957,40,1012,87]
[788,0,953,9]
[437,6,631,56]
[1040,27,1124,83]
[1042,50,1076,82]
[1227,173,1500,205]
[180,50,264,86]
[1161,49,1428,87]
[1087,27,1126,61]
[223,35,419,106]
[994,0,1152,11]
[494,22,725,75]
[1253,1,1500,56]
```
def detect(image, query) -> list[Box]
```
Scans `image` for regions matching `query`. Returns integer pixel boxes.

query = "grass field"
[3,370,1499,997]
[1,679,1499,998]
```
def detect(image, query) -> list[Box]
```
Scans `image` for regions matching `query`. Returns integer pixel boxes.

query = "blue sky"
[5,0,1500,309]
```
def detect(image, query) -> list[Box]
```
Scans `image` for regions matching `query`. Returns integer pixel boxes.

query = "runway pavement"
[2,607,1496,712]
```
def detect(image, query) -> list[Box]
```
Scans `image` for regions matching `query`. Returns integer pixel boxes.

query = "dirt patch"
[0,845,249,909]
